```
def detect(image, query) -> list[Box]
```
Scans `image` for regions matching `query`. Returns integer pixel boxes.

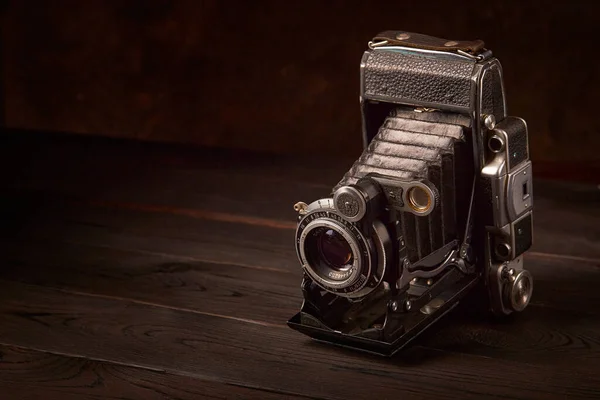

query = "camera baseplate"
[288,266,480,356]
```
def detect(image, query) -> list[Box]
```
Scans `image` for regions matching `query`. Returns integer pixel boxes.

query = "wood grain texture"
[1,235,600,368]
[1,135,599,398]
[2,1,600,166]
[2,239,301,325]
[0,280,599,400]
[2,185,598,270]
[2,135,598,258]
[0,345,302,400]
[2,229,599,313]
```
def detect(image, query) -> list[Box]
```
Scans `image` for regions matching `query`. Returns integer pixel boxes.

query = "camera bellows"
[336,108,473,262]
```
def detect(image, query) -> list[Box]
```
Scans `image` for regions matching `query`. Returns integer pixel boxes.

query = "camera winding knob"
[502,267,533,312]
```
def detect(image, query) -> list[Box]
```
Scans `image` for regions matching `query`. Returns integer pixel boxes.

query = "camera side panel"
[481,116,534,314]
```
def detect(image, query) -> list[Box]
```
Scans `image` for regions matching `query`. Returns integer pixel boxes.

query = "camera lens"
[303,225,357,283]
[317,229,353,270]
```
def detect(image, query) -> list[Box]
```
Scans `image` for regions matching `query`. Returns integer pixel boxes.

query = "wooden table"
[0,132,599,399]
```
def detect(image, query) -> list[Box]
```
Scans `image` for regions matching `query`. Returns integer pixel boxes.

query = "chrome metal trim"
[506,161,533,221]
[361,93,470,114]
[373,46,479,63]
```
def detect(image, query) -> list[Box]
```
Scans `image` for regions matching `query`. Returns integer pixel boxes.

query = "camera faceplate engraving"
[333,186,366,222]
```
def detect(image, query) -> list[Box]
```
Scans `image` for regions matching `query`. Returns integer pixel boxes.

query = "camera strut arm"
[397,174,478,290]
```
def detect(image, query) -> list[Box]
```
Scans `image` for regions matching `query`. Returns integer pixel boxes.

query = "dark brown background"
[0,3,600,398]
[1,0,598,170]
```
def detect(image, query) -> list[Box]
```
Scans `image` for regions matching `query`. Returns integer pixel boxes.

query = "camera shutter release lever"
[371,31,485,54]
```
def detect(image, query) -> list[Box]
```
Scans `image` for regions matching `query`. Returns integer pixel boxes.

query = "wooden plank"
[2,137,599,392]
[2,167,329,223]
[2,139,598,258]
[2,236,600,369]
[2,236,598,322]
[532,181,600,260]
[3,179,599,318]
[4,200,299,271]
[424,303,600,367]
[0,136,340,211]
[0,280,598,400]
[4,193,599,278]
[6,203,599,317]
[2,240,302,325]
[0,345,302,400]
[2,188,599,370]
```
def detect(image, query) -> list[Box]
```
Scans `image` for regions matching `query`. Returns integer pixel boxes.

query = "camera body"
[288,31,534,356]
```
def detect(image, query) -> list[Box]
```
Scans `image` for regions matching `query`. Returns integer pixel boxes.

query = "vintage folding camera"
[288,31,534,356]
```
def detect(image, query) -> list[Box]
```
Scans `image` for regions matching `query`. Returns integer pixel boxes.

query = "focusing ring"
[295,198,389,298]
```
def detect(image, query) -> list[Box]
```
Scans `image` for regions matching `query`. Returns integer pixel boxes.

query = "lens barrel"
[299,218,364,290]
[295,198,390,298]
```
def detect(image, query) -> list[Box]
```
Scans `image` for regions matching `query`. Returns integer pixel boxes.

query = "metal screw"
[426,279,433,286]
[405,300,412,311]
[390,301,399,312]
[483,114,496,130]
[411,277,418,283]
[396,33,410,40]
[444,40,459,47]
[501,267,516,282]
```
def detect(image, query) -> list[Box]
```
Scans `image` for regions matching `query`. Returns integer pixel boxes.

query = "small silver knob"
[503,269,533,312]
[483,114,496,130]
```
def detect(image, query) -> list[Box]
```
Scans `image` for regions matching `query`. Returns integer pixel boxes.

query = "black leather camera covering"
[480,64,506,122]
[362,50,475,110]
